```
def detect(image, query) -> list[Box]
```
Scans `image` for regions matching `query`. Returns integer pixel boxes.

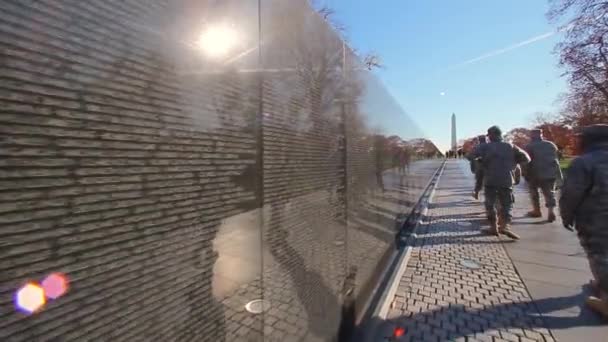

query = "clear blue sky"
[326,0,567,152]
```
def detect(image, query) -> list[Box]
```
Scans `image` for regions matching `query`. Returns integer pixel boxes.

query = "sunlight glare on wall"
[195,24,240,58]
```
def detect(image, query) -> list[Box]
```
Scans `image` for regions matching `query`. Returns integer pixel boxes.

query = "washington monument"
[451,113,457,152]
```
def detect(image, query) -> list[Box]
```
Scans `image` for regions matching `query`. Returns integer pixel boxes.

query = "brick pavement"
[377,160,556,342]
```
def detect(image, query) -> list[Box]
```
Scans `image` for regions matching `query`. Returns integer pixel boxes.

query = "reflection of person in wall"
[393,147,403,174]
[373,135,386,192]
[327,135,344,206]
[401,148,411,174]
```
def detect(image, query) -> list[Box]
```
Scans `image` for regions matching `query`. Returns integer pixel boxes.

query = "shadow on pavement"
[409,231,518,246]
[437,186,473,191]
[367,284,603,341]
[429,212,487,221]
[511,220,551,226]
[428,200,479,210]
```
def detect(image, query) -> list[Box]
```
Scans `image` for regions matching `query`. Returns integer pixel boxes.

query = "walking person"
[560,124,608,319]
[373,135,386,192]
[396,148,409,175]
[468,126,530,240]
[524,129,562,222]
[327,135,344,206]
[403,148,411,174]
[469,135,487,200]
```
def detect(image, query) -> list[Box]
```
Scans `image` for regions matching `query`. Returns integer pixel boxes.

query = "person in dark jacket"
[396,147,410,175]
[468,126,530,240]
[524,129,562,222]
[560,124,608,319]
[470,135,487,200]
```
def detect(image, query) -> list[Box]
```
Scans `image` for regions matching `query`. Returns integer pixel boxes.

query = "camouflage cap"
[487,125,502,137]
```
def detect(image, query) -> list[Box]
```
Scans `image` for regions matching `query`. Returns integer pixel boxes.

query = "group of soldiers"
[446,149,465,159]
[467,124,608,319]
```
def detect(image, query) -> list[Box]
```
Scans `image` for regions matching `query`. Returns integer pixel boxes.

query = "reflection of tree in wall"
[262,2,439,339]
[158,1,260,340]
[262,1,366,340]
[261,0,353,209]
[208,70,260,210]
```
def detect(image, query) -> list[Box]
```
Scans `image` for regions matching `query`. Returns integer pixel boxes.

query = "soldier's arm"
[513,145,531,177]
[514,145,530,163]
[524,143,533,160]
[466,145,482,161]
[550,141,559,152]
[550,142,564,182]
[559,157,592,227]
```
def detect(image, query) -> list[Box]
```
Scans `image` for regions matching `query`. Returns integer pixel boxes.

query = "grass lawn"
[560,158,573,173]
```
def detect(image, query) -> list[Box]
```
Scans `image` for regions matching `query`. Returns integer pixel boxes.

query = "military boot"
[547,207,556,223]
[481,219,499,236]
[526,206,542,218]
[499,222,520,240]
[497,213,504,228]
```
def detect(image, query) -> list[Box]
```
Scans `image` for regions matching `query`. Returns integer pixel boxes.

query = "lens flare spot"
[393,326,406,337]
[15,283,46,314]
[42,273,69,299]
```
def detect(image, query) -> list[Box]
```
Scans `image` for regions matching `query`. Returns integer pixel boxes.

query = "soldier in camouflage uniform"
[468,126,530,240]
[524,129,562,222]
[560,124,608,319]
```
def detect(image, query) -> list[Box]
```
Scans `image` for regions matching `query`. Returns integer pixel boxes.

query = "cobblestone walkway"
[378,161,556,342]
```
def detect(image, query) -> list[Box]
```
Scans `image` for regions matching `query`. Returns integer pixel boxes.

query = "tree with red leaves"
[505,127,532,149]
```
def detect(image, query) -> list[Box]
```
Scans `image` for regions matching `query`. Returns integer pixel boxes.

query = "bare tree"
[312,0,384,71]
[559,86,608,125]
[531,111,557,127]
[548,0,608,104]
